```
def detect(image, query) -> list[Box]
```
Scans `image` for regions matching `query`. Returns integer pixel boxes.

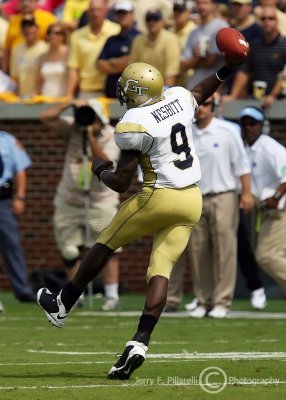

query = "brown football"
[216,27,249,60]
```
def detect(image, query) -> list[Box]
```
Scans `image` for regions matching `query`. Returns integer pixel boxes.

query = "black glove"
[91,156,113,180]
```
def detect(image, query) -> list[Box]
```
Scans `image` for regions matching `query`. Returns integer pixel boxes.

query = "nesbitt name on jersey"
[151,99,183,123]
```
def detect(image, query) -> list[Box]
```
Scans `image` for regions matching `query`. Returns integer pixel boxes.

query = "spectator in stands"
[130,0,173,33]
[34,22,68,97]
[66,0,120,99]
[180,0,229,90]
[224,0,263,95]
[239,106,286,295]
[0,127,35,303]
[231,0,263,43]
[254,0,286,36]
[97,0,139,98]
[166,96,253,318]
[130,9,180,87]
[225,6,286,100]
[40,99,122,310]
[10,15,48,97]
[0,0,64,16]
[3,0,56,73]
[62,0,89,32]
[171,0,197,87]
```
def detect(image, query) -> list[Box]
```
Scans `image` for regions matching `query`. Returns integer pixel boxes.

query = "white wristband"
[215,72,224,82]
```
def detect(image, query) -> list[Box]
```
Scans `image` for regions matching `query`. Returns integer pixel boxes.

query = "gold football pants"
[97,185,202,281]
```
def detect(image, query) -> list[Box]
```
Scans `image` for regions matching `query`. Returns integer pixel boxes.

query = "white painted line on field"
[0,381,285,391]
[26,349,286,360]
[27,349,114,355]
[2,310,286,321]
[76,310,286,319]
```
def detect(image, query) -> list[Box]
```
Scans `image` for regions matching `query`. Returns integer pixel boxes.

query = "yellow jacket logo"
[124,79,149,96]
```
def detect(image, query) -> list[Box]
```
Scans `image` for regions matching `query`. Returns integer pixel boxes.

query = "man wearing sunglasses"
[225,6,286,101]
[239,106,286,296]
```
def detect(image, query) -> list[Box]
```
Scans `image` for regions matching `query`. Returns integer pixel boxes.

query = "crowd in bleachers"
[0,0,285,106]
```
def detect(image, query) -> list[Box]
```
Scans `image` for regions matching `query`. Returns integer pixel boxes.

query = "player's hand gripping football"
[216,27,249,69]
[92,156,113,180]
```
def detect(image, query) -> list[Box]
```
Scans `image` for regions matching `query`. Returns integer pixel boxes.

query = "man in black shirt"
[97,1,140,98]
[225,6,286,99]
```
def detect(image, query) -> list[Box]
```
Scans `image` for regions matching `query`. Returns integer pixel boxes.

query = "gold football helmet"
[117,62,164,109]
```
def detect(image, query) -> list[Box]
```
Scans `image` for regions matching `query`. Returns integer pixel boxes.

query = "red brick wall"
[0,119,285,293]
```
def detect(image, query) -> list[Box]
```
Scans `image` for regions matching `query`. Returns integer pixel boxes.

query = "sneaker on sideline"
[0,301,4,313]
[107,340,147,380]
[189,305,207,318]
[208,305,228,318]
[37,288,69,328]
[102,297,119,311]
[251,288,267,310]
[185,297,198,311]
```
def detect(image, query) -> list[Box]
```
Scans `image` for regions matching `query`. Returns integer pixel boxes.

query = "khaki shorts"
[53,195,119,255]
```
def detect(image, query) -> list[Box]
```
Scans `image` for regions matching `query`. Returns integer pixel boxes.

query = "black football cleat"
[37,288,68,328]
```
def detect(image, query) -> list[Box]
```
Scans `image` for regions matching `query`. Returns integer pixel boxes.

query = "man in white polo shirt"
[240,106,286,295]
[167,96,254,318]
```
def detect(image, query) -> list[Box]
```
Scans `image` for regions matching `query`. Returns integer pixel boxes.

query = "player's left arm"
[92,150,140,193]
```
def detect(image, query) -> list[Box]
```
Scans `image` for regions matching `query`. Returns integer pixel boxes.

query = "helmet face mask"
[117,62,164,109]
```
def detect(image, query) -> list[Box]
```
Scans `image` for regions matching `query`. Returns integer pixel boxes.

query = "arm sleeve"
[273,146,286,183]
[114,121,153,153]
[10,136,32,173]
[230,125,251,176]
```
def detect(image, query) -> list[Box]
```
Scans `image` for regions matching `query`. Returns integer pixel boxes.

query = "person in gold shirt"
[10,15,48,97]
[130,9,181,87]
[66,0,120,99]
[4,0,56,73]
[171,0,197,87]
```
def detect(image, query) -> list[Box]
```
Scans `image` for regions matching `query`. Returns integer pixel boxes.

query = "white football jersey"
[114,86,201,189]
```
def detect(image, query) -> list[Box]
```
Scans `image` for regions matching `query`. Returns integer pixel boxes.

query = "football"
[216,27,249,60]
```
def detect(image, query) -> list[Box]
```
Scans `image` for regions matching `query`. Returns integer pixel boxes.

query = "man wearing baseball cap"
[230,0,263,44]
[129,8,181,86]
[97,0,140,98]
[239,106,286,296]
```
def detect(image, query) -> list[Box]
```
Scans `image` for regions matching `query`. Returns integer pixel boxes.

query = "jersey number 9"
[171,123,193,170]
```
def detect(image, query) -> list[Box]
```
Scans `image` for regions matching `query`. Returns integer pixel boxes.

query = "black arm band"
[94,164,108,181]
[216,66,232,82]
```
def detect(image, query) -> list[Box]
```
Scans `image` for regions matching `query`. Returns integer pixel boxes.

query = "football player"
[37,58,245,379]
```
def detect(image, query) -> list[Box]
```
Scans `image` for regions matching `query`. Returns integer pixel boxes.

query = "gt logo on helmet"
[124,79,149,96]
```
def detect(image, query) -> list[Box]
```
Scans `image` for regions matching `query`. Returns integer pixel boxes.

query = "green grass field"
[0,292,285,400]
